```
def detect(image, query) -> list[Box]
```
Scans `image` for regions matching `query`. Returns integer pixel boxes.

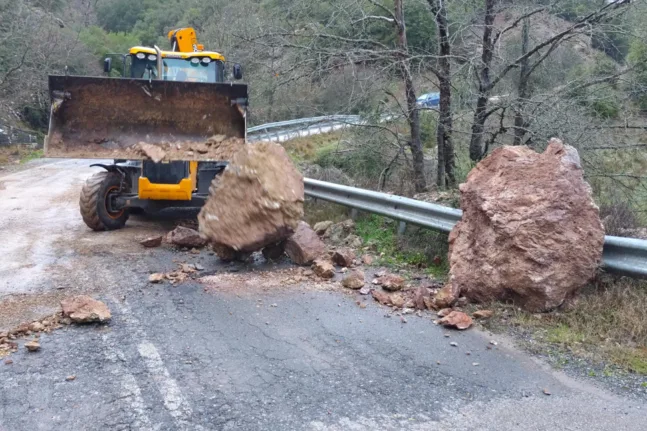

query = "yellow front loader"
[45,28,248,230]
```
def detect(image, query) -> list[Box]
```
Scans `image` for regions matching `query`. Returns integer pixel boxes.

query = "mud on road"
[1,159,646,430]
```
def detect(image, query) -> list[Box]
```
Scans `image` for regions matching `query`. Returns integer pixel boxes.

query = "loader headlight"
[201,57,211,64]
[190,57,200,64]
[136,53,146,59]
[148,54,157,61]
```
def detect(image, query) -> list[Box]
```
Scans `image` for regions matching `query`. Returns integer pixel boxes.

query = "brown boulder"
[371,290,392,305]
[60,296,111,323]
[438,311,473,330]
[140,236,163,248]
[313,220,333,236]
[285,222,326,265]
[413,286,431,310]
[390,293,405,308]
[332,248,356,267]
[312,258,335,279]
[342,269,365,289]
[447,139,604,312]
[434,285,457,309]
[198,142,303,252]
[167,226,206,248]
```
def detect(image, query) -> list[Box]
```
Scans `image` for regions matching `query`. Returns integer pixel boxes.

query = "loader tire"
[79,171,130,231]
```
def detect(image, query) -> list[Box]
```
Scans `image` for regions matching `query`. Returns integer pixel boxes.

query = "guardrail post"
[350,208,358,220]
[397,221,407,236]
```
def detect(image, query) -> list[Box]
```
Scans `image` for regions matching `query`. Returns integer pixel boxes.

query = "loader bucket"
[45,75,247,161]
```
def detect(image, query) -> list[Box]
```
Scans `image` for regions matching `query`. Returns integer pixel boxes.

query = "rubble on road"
[167,226,207,248]
[438,311,473,330]
[324,219,356,245]
[285,222,326,265]
[198,142,303,253]
[445,139,604,312]
[61,296,111,323]
[312,258,335,279]
[342,269,365,289]
[24,339,40,352]
[148,263,201,285]
[140,236,163,248]
[373,273,405,291]
[332,248,355,267]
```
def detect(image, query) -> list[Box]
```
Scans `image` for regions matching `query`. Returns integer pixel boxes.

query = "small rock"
[25,340,40,352]
[390,293,405,308]
[149,273,165,283]
[313,220,334,236]
[444,333,450,338]
[190,248,200,255]
[195,263,205,271]
[450,341,458,347]
[400,317,407,323]
[359,303,367,309]
[489,340,498,346]
[362,255,374,265]
[359,286,371,295]
[342,269,365,289]
[371,290,392,306]
[377,274,405,291]
[60,295,111,323]
[332,248,356,267]
[312,258,335,279]
[167,226,207,248]
[4,359,13,365]
[472,362,479,367]
[140,236,163,248]
[438,311,473,330]
[28,322,44,332]
[345,234,363,248]
[434,285,457,309]
[66,375,76,381]
[473,309,494,319]
[437,308,453,317]
[543,388,551,396]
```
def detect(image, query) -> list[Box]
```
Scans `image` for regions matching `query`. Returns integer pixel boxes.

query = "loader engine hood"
[45,75,248,161]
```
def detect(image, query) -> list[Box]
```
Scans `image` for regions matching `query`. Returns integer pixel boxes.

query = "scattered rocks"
[312,258,335,279]
[390,293,405,308]
[342,269,365,289]
[60,295,111,323]
[437,308,453,317]
[28,322,44,332]
[473,309,494,319]
[374,274,405,291]
[446,139,605,312]
[332,248,356,267]
[313,220,333,236]
[362,254,374,265]
[438,311,473,330]
[167,226,206,248]
[140,236,163,248]
[285,222,326,265]
[434,285,456,309]
[325,219,355,245]
[413,286,432,310]
[24,340,40,352]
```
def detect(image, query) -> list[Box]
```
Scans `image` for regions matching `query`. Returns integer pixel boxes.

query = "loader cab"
[127,47,226,83]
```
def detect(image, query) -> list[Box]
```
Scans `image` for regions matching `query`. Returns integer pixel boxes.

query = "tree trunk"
[395,0,426,192]
[429,0,454,188]
[513,18,530,146]
[469,0,497,161]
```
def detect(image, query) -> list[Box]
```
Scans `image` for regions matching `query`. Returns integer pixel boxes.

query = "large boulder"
[445,139,604,312]
[285,221,326,265]
[61,296,111,323]
[198,142,304,252]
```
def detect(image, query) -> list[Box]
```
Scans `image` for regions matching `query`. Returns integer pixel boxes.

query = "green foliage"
[627,38,647,111]
[96,0,145,33]
[80,26,140,73]
[419,111,437,149]
[589,99,619,119]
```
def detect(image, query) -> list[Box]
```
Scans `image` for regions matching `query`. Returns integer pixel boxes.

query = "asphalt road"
[1,159,646,430]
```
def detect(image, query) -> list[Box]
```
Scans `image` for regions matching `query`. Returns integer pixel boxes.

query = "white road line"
[110,297,203,430]
[102,334,155,430]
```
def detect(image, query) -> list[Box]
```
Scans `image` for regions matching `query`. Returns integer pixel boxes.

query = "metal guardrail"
[303,178,647,278]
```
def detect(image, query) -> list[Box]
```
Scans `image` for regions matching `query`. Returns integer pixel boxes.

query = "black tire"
[79,171,130,231]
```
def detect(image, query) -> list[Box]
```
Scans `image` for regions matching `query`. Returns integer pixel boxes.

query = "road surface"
[0,159,645,430]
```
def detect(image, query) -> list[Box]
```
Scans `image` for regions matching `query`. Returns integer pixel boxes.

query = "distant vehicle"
[416,92,440,109]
